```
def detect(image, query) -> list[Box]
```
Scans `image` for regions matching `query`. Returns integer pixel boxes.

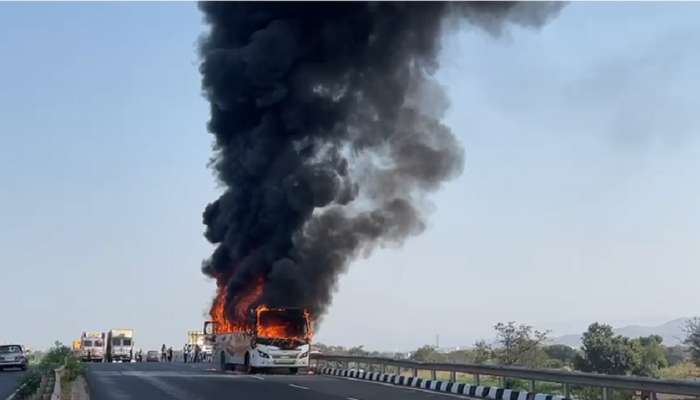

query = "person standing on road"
[194,344,201,363]
[161,344,167,362]
[183,345,188,363]
[167,347,173,362]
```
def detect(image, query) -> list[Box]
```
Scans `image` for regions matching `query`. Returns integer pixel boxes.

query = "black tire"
[243,353,255,374]
[289,368,298,375]
[20,365,27,371]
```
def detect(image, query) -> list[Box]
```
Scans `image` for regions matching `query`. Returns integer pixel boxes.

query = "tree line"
[314,318,700,379]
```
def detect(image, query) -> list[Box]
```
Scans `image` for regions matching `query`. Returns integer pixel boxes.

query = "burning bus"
[204,306,312,374]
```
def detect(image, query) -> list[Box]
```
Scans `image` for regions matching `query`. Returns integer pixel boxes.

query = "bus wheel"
[289,368,298,375]
[243,353,255,374]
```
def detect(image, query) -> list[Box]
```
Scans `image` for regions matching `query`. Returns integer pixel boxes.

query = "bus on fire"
[204,306,312,374]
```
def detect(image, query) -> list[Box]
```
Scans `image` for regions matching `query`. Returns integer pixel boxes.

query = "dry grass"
[659,362,700,381]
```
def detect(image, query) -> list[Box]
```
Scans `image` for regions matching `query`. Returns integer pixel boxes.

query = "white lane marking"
[251,375,265,380]
[5,382,27,400]
[327,376,472,399]
[347,397,361,400]
[289,384,310,390]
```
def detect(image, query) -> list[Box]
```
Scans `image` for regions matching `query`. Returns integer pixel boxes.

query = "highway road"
[0,368,25,399]
[85,362,468,400]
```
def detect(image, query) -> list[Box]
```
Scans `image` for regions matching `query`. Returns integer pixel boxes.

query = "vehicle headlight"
[298,352,308,358]
[257,350,270,359]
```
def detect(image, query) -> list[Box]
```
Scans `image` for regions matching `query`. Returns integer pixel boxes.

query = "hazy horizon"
[2,3,699,352]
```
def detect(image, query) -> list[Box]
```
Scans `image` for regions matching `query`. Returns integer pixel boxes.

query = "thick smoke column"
[199,2,562,324]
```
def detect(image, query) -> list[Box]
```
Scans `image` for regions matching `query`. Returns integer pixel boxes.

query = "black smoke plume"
[198,2,562,324]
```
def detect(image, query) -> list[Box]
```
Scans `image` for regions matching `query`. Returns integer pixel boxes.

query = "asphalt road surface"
[0,368,25,399]
[85,362,470,400]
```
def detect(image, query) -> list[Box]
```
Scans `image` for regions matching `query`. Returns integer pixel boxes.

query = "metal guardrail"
[311,354,700,398]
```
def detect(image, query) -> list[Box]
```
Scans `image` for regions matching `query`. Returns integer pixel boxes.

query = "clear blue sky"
[1,3,699,352]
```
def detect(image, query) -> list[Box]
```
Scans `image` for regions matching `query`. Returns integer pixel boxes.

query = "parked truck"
[80,331,105,362]
[106,329,134,362]
[205,307,311,374]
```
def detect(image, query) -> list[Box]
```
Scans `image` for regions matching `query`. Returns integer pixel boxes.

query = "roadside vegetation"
[16,342,83,400]
[314,317,700,385]
[684,318,700,368]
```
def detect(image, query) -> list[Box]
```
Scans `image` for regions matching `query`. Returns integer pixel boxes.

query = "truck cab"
[80,331,105,362]
[106,329,134,362]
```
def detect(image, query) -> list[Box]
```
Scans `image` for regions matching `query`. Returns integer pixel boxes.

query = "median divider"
[50,366,64,400]
[318,367,568,400]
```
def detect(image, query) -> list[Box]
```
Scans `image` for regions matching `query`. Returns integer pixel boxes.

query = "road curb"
[318,367,569,400]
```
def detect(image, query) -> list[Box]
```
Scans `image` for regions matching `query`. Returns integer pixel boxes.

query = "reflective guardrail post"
[310,354,700,398]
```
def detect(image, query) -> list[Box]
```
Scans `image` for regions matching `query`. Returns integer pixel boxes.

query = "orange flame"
[255,306,313,342]
[210,276,264,334]
[209,276,314,341]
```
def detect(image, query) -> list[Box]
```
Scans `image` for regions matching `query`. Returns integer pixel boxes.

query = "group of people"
[160,344,174,362]
[155,344,209,363]
[183,343,205,363]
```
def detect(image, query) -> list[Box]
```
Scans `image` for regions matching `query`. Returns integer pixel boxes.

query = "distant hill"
[553,318,689,348]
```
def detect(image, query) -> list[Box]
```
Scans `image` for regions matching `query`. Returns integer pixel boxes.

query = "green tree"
[44,341,71,365]
[492,322,549,366]
[446,349,476,364]
[411,345,447,362]
[473,340,492,364]
[543,344,578,366]
[628,335,668,377]
[313,343,350,355]
[347,345,369,356]
[685,317,700,367]
[574,323,635,375]
[662,345,688,366]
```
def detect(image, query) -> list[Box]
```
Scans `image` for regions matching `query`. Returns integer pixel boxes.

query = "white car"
[0,345,27,371]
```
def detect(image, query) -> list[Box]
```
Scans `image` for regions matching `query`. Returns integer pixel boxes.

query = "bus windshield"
[256,309,309,340]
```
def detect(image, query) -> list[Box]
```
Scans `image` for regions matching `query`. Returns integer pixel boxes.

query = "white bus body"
[187,330,213,356]
[205,308,311,373]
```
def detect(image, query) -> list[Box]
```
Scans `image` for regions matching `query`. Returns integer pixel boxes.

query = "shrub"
[14,341,80,399]
[16,369,42,399]
[63,354,84,382]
